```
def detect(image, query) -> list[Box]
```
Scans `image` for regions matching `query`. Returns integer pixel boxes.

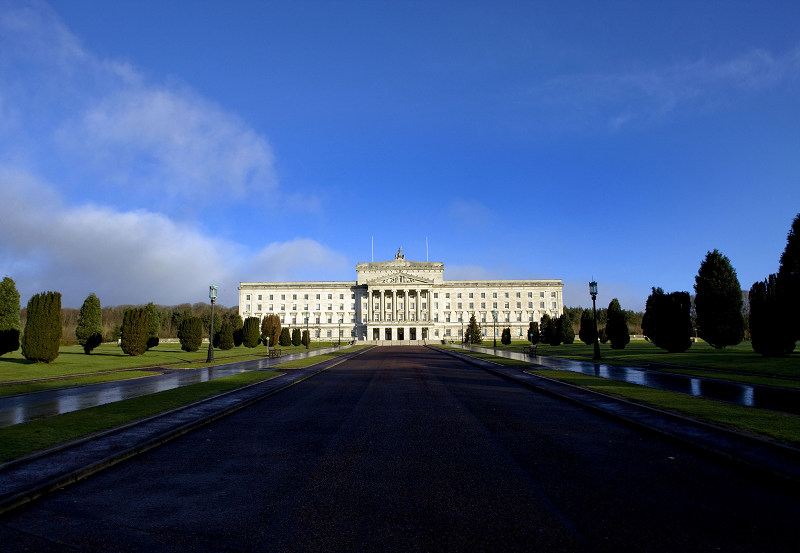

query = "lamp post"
[492,309,498,348]
[304,311,310,349]
[206,285,218,363]
[338,317,342,347]
[461,319,464,345]
[589,280,601,360]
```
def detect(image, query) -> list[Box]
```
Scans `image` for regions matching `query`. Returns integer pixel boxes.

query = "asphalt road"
[1,346,798,552]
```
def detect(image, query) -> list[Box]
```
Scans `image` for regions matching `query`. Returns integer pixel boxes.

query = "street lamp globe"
[589,280,598,298]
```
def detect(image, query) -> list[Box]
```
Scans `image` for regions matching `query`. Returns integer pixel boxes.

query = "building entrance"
[398,328,404,340]
[422,328,428,339]
[410,328,416,340]
[385,328,392,340]
[373,328,379,340]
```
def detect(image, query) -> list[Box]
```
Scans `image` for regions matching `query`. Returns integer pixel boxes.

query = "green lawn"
[0,341,342,383]
[530,369,800,447]
[476,340,800,378]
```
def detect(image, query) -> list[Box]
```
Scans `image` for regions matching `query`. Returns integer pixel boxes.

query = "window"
[482,328,487,336]
[351,315,356,323]
[469,293,473,299]
[315,316,320,324]
[446,314,451,322]
[245,295,250,301]
[327,330,332,338]
[505,292,509,298]
[446,293,450,298]
[422,292,426,298]
[293,294,297,300]
[493,292,497,298]
[257,294,262,300]
[327,316,333,323]
[244,304,250,312]
[434,302,438,309]
[435,329,439,337]
[339,294,344,299]
[399,302,404,309]
[304,294,308,300]
[445,329,451,336]
[469,302,473,309]
[303,304,309,311]
[292,316,297,324]
[257,304,262,311]
[281,294,285,300]
[552,302,557,309]
[280,315,285,323]
[457,293,462,298]
[528,302,533,308]
[458,329,463,337]
[481,314,486,322]
[493,302,497,309]
[529,313,535,321]
[458,314,463,322]
[328,294,332,300]
[315,304,320,310]
[351,303,355,310]
[292,304,297,310]
[551,292,557,298]
[481,292,485,298]
[280,304,285,311]
[517,313,522,322]
[269,304,273,311]
[528,292,532,298]
[339,303,344,310]
[434,314,439,322]
[457,302,462,309]
[434,293,438,298]
[516,292,521,298]
[316,294,320,299]
[540,292,545,298]
[422,302,426,309]
[540,302,545,308]
[351,293,355,299]
[386,302,392,309]
[505,314,510,322]
[517,302,521,309]
[328,304,333,310]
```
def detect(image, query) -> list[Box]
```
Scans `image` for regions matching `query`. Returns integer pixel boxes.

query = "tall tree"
[578,309,596,346]
[559,312,575,344]
[0,277,21,356]
[606,298,630,350]
[145,302,161,350]
[501,327,512,345]
[120,307,148,356]
[230,312,244,347]
[242,317,260,348]
[279,327,291,346]
[301,329,310,347]
[749,275,796,357]
[694,249,745,348]
[21,291,62,363]
[75,293,103,354]
[528,321,539,345]
[177,317,203,352]
[465,313,482,344]
[291,328,302,346]
[539,314,556,345]
[642,288,692,353]
[777,214,800,340]
[261,314,281,348]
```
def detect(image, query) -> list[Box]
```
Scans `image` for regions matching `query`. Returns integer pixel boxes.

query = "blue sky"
[1,0,798,310]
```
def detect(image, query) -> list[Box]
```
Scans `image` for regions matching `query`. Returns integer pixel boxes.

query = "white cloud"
[0,167,344,308]
[530,47,800,128]
[0,0,277,205]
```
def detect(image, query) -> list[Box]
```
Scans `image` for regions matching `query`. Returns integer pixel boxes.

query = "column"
[404,288,409,322]
[380,289,385,322]
[368,288,373,325]
[415,288,420,322]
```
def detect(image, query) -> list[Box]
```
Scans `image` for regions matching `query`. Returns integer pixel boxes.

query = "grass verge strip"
[659,369,800,391]
[0,371,280,464]
[529,369,800,447]
[0,371,161,398]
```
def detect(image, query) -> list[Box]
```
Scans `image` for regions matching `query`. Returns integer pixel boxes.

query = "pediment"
[367,272,433,285]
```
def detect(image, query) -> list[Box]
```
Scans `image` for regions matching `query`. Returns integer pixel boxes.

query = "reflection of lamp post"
[461,320,464,344]
[590,281,601,360]
[304,311,310,349]
[338,317,342,346]
[492,309,498,348]
[206,285,217,363]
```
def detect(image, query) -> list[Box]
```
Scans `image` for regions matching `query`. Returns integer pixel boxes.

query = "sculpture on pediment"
[394,247,404,260]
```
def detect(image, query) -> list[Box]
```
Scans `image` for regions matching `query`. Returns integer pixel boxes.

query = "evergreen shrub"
[76,293,103,354]
[120,307,148,356]
[0,276,22,356]
[218,322,235,350]
[749,275,796,357]
[606,299,630,350]
[694,249,745,349]
[501,327,511,345]
[291,328,301,346]
[261,314,281,348]
[145,302,160,349]
[642,288,692,353]
[242,317,260,348]
[279,327,291,346]
[579,309,596,346]
[528,322,539,344]
[178,317,203,352]
[21,291,62,363]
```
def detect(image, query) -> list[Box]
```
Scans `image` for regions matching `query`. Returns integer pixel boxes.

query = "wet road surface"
[1,346,798,552]
[461,345,800,414]
[0,347,342,428]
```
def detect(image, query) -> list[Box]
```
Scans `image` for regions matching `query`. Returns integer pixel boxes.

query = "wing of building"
[239,251,562,344]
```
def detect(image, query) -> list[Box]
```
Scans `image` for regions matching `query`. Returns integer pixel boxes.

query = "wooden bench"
[268,348,282,358]
[523,345,537,356]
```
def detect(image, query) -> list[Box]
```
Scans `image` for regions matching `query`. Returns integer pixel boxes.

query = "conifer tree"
[465,313,482,344]
[178,317,203,352]
[777,214,800,340]
[501,327,512,345]
[145,302,161,350]
[528,321,539,344]
[242,317,260,348]
[302,329,310,347]
[606,298,630,350]
[0,276,21,356]
[559,312,575,344]
[279,327,291,346]
[642,288,692,353]
[539,314,555,345]
[579,309,596,346]
[218,322,235,350]
[120,307,148,356]
[21,291,62,363]
[75,293,103,354]
[694,249,745,348]
[291,327,301,346]
[231,312,244,347]
[749,275,796,357]
[261,314,281,348]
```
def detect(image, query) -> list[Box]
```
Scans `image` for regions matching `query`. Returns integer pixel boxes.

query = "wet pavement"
[458,345,800,415]
[0,347,345,428]
[2,346,798,552]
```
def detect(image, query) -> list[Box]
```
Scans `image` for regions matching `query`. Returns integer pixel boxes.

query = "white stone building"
[239,249,563,344]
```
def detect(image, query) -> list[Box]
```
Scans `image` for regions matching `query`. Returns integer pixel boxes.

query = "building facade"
[239,249,563,344]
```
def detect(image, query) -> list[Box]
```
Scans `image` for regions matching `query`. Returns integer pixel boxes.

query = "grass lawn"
[0,341,342,383]
[529,369,800,447]
[478,340,800,379]
[0,371,160,397]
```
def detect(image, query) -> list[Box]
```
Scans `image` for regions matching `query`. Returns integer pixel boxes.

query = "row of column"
[367,288,427,323]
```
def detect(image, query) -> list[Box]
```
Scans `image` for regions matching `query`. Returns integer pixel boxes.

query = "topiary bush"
[21,291,62,363]
[749,274,795,357]
[301,329,309,347]
[218,322,235,351]
[291,328,301,346]
[178,316,203,352]
[606,299,630,350]
[559,312,575,344]
[230,313,244,347]
[642,287,692,353]
[76,293,103,354]
[145,302,160,350]
[528,322,539,345]
[579,309,596,346]
[0,276,22,356]
[121,307,148,356]
[694,249,745,349]
[279,327,291,346]
[242,317,260,348]
[501,327,511,345]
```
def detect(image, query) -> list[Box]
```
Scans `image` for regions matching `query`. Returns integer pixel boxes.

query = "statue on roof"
[395,247,404,260]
